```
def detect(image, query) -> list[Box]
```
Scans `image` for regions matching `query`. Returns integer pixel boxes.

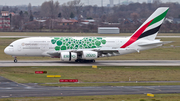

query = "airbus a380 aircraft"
[4,7,172,63]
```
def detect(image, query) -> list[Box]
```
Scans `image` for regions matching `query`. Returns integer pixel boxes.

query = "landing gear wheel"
[92,59,95,62]
[75,60,79,63]
[14,57,17,63]
[14,59,17,63]
[80,59,84,63]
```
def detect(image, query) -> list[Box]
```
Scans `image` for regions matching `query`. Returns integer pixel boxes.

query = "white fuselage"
[4,37,161,57]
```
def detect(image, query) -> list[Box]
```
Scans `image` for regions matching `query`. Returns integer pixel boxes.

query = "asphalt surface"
[1,60,180,67]
[1,76,180,98]
[1,60,180,98]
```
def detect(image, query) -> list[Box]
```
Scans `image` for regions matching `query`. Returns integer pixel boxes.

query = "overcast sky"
[0,0,179,6]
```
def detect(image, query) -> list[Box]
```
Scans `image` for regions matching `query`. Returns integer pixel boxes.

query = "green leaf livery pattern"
[51,37,106,51]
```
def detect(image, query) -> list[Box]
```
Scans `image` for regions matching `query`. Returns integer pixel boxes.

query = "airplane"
[4,7,172,63]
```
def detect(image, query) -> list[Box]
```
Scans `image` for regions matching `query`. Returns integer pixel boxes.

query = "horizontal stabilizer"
[138,41,173,46]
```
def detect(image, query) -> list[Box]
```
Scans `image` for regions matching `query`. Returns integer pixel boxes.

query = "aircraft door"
[116,39,120,45]
[41,44,46,51]
[17,45,22,51]
[41,43,48,51]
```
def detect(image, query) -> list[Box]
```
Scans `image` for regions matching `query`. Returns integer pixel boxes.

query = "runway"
[0,60,180,67]
[0,76,180,98]
[1,60,180,98]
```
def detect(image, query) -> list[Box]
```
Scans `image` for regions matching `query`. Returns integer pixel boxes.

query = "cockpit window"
[9,45,13,47]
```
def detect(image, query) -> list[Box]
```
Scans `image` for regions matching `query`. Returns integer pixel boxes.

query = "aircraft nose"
[4,47,9,55]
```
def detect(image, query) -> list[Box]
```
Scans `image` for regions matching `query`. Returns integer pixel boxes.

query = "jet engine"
[82,51,98,60]
[60,52,77,61]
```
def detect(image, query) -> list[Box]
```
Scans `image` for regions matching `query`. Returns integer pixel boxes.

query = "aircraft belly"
[118,49,137,55]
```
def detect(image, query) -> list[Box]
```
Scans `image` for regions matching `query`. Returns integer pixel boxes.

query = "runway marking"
[1,60,180,66]
[1,96,10,98]
[0,87,12,89]
[144,87,161,91]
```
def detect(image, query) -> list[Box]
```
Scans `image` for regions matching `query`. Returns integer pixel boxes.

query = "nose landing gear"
[14,57,17,63]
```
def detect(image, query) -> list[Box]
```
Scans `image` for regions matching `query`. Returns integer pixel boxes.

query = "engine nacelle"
[60,52,77,61]
[82,51,98,60]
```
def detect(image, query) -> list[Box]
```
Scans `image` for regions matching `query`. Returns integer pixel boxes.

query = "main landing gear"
[75,59,95,63]
[14,57,17,63]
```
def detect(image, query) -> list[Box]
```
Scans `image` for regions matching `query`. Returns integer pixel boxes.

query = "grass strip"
[1,66,180,84]
[1,94,180,101]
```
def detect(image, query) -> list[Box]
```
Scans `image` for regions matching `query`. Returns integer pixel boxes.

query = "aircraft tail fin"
[121,7,169,48]
[132,7,169,40]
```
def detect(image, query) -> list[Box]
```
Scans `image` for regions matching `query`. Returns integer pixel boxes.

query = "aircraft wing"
[71,48,138,55]
[47,51,60,58]
[71,47,125,52]
[47,47,138,58]
[138,41,173,46]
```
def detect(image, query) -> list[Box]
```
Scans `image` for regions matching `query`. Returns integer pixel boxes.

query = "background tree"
[19,11,23,17]
[153,0,162,5]
[41,0,60,18]
[131,13,139,20]
[11,15,21,29]
[19,11,25,30]
[1,0,180,32]
[70,12,75,18]
[29,10,34,21]
[61,0,83,19]
[58,12,62,18]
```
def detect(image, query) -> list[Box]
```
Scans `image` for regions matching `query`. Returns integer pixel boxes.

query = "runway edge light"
[92,65,97,69]
[47,75,55,77]
[59,79,78,82]
[47,75,61,78]
[35,71,47,74]
[54,75,61,77]
[147,93,154,97]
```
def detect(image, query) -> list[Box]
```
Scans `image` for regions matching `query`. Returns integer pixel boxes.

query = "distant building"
[153,0,161,4]
[122,1,129,5]
[24,20,40,30]
[98,27,120,34]
[147,0,152,3]
[9,12,16,16]
[0,17,10,29]
[173,18,180,24]
[101,0,103,7]
[81,19,95,25]
[52,18,78,26]
[0,11,10,29]
[165,18,173,23]
[1,11,9,17]
[109,0,114,7]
